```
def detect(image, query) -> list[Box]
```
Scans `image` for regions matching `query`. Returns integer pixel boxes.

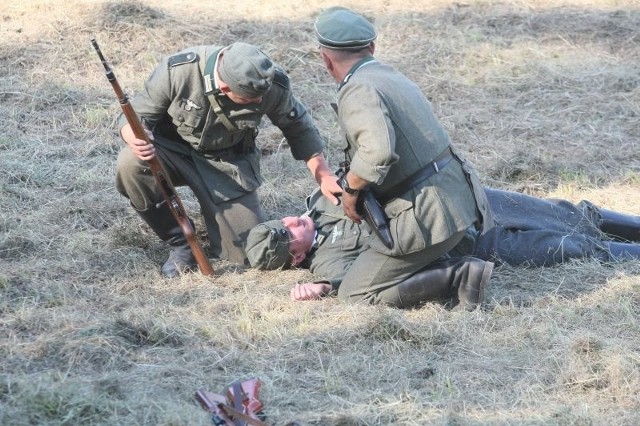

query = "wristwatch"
[338,176,360,195]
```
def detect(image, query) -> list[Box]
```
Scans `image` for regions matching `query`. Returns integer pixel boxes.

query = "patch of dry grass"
[1,0,639,425]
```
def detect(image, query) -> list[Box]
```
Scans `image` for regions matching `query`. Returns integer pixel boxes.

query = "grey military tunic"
[336,57,492,253]
[115,45,325,259]
[328,57,493,305]
[301,190,370,288]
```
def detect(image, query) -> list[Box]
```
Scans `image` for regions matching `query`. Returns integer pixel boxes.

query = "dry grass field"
[1,0,639,424]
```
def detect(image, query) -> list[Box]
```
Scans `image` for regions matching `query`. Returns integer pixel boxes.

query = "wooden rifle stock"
[91,37,214,277]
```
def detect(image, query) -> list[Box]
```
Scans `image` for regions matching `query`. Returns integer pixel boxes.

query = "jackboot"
[606,241,640,261]
[455,259,494,311]
[598,209,640,242]
[396,257,494,310]
[136,203,198,278]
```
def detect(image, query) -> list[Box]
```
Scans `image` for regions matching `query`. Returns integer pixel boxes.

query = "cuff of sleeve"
[312,279,339,294]
[349,153,391,185]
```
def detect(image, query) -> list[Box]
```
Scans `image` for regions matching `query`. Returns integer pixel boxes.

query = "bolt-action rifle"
[91,37,214,276]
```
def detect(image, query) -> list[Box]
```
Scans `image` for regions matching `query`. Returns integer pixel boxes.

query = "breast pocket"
[340,221,363,251]
[168,103,204,137]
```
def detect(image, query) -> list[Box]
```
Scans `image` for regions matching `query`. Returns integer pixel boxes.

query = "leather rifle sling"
[191,49,249,264]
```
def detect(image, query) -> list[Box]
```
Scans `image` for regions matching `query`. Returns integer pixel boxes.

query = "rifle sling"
[199,49,239,133]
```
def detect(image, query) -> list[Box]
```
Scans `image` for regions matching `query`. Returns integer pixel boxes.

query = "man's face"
[281,215,315,262]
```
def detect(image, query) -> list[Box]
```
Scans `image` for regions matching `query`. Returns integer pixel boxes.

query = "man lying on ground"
[245,187,640,306]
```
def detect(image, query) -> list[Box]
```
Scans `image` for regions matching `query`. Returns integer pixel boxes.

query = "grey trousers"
[115,143,265,264]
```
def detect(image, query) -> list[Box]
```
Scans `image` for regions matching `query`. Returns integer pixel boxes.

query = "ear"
[291,252,306,266]
[320,50,333,72]
[369,42,376,55]
[218,81,231,93]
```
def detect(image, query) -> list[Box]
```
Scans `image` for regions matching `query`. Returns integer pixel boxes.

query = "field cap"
[315,6,377,50]
[246,220,292,270]
[219,42,275,99]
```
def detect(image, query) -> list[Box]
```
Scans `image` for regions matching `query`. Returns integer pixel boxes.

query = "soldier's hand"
[342,191,363,224]
[290,282,332,301]
[319,175,342,205]
[121,123,156,161]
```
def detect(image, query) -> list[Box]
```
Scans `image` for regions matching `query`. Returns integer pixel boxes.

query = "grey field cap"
[219,42,275,99]
[315,6,377,50]
[245,220,293,270]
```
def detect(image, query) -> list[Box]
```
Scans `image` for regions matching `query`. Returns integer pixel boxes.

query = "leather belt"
[200,143,243,160]
[378,146,454,204]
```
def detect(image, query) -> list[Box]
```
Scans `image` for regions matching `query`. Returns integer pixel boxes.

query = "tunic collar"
[212,49,225,95]
[338,56,377,90]
[304,207,329,252]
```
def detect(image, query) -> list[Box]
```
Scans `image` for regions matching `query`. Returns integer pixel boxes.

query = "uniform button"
[178,116,185,122]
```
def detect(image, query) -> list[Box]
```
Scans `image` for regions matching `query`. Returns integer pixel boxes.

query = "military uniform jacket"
[336,57,493,256]
[117,45,324,201]
[300,189,371,288]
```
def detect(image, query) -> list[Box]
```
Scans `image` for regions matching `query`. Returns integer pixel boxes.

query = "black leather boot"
[606,241,640,261]
[396,257,494,310]
[454,259,494,311]
[136,203,198,278]
[598,209,640,242]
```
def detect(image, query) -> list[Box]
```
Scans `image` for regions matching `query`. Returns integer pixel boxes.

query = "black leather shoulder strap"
[168,51,198,67]
[273,68,290,89]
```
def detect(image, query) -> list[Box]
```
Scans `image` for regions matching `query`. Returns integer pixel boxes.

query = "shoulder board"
[168,51,198,67]
[273,68,290,89]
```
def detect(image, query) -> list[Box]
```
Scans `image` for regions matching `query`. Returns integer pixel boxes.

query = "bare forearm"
[306,154,342,205]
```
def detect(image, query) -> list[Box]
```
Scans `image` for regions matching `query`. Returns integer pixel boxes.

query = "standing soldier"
[115,42,341,277]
